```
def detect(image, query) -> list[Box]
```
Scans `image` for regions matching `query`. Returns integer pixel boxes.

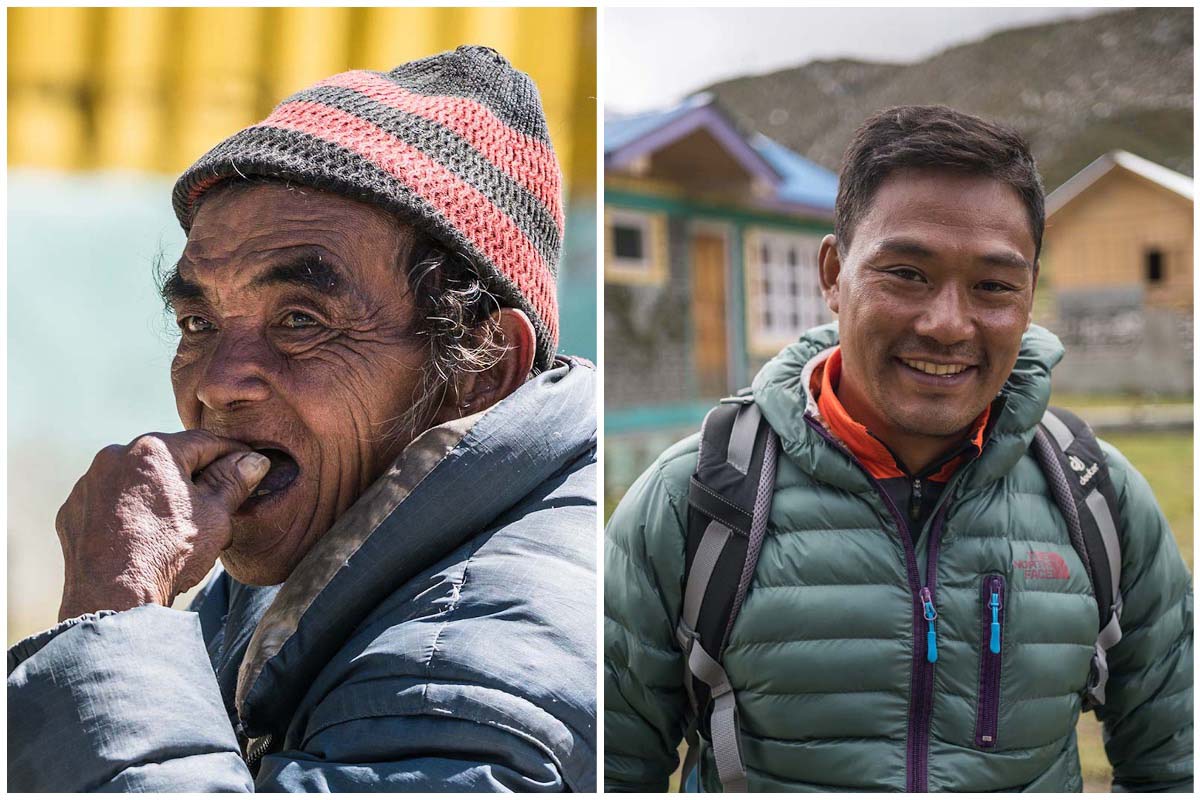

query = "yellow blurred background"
[8,6,596,192]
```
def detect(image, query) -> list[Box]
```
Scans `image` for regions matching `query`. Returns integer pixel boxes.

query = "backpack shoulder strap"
[676,395,778,792]
[1031,406,1123,709]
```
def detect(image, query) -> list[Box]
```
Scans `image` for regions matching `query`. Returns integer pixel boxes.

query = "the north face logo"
[1014,551,1070,580]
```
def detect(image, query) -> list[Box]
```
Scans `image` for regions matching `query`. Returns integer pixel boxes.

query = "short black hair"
[835,105,1045,262]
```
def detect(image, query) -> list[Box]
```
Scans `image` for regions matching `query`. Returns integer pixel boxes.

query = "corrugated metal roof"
[751,134,838,212]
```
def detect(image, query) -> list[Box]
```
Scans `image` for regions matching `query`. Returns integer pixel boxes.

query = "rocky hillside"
[704,8,1192,190]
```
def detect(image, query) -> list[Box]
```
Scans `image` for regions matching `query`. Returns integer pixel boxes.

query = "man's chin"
[889,403,985,439]
[219,550,296,587]
[220,521,309,587]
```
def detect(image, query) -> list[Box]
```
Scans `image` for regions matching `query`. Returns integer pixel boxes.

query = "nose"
[914,283,974,346]
[195,330,273,412]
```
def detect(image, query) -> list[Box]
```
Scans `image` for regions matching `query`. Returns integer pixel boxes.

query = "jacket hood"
[751,323,1064,493]
[234,356,596,735]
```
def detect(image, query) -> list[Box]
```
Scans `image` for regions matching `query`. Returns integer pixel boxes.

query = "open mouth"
[248,448,300,499]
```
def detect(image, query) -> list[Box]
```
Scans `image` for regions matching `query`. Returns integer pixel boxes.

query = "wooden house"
[1041,150,1193,394]
[604,95,838,494]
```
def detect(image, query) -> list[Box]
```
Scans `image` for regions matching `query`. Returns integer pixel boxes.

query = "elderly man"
[604,106,1192,792]
[9,46,596,792]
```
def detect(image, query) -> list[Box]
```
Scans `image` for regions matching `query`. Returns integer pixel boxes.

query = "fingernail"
[238,453,270,481]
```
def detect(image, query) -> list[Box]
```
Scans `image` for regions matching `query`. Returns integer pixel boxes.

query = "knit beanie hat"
[172,45,563,370]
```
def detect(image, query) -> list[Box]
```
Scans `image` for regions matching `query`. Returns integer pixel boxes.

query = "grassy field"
[1073,429,1192,791]
[1051,393,1193,409]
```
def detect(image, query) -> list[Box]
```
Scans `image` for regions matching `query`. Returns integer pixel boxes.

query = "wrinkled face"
[168,183,429,585]
[825,168,1037,441]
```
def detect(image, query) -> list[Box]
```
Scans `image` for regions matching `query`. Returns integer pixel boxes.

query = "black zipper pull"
[910,478,923,522]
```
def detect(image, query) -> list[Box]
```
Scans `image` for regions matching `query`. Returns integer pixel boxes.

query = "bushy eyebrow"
[160,251,347,308]
[871,236,1032,272]
[870,237,937,263]
[250,252,345,295]
[160,268,203,307]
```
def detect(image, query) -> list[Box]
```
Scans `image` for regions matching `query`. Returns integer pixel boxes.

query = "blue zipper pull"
[989,587,1002,654]
[921,587,938,663]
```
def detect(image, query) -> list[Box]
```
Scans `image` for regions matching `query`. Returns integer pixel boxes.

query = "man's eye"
[979,281,1015,293]
[179,315,214,334]
[281,311,319,329]
[888,267,925,282]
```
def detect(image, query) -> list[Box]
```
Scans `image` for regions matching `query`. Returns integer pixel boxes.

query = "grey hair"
[390,238,509,441]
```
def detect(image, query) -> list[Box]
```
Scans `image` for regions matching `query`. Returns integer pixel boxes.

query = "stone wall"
[604,216,695,408]
[1050,287,1193,395]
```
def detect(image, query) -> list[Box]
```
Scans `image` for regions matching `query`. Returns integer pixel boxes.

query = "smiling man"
[10,46,596,792]
[604,106,1192,792]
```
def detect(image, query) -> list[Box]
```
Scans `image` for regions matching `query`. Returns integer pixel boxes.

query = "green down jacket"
[605,324,1192,792]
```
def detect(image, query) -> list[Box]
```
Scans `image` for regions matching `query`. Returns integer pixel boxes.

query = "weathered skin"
[56,431,269,620]
[55,182,535,617]
[817,168,1039,474]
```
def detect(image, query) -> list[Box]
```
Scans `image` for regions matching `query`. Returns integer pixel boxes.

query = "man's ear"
[432,308,536,424]
[818,234,843,315]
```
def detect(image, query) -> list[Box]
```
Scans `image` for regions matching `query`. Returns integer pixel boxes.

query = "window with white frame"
[746,229,826,352]
[605,208,667,285]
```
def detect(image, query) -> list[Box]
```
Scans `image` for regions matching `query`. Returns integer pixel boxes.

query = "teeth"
[901,358,969,377]
[253,488,272,497]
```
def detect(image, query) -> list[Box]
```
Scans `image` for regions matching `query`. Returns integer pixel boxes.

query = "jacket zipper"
[909,478,922,522]
[975,574,1006,748]
[920,586,938,663]
[804,415,979,791]
[244,733,273,771]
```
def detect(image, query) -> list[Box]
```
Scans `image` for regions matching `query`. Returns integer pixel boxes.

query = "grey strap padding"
[714,427,778,791]
[688,643,747,792]
[1085,489,1123,609]
[681,521,733,635]
[1041,409,1076,451]
[710,690,748,792]
[726,403,762,475]
[726,431,777,646]
[676,520,733,714]
[1085,487,1124,707]
[1035,414,1125,710]
[1031,427,1094,582]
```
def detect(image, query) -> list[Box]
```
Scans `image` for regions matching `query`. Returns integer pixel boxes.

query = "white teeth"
[901,358,969,377]
[253,488,272,497]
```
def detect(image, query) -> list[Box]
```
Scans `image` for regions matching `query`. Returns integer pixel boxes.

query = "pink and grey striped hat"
[173,45,563,369]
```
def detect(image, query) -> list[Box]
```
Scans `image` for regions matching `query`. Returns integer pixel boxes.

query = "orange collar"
[811,347,989,481]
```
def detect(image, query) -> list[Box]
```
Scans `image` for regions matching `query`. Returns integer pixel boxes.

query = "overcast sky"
[605,7,1110,114]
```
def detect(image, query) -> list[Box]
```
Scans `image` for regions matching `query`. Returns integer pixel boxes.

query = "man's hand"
[55,431,270,621]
